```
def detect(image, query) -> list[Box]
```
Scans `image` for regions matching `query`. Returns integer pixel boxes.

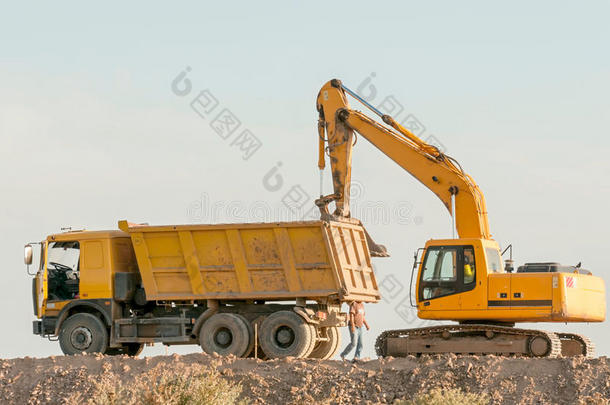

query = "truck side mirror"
[24,244,33,265]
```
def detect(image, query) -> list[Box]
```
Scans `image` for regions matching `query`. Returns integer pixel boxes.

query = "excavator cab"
[418,244,477,301]
[415,238,500,318]
[414,238,605,326]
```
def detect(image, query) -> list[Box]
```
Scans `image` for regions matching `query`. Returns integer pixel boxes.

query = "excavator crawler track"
[375,324,563,358]
[556,333,595,358]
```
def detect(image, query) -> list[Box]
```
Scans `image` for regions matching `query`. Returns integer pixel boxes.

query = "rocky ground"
[0,353,608,404]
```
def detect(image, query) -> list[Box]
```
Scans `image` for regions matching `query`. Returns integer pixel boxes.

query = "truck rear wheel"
[199,313,252,357]
[59,313,108,355]
[309,326,341,359]
[259,311,315,359]
[306,324,318,356]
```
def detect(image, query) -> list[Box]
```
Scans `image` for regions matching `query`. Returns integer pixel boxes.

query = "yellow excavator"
[315,79,606,357]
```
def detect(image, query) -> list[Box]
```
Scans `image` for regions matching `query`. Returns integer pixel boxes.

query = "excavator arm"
[316,79,491,240]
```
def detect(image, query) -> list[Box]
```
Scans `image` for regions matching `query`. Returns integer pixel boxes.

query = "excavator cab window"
[419,245,476,301]
[485,247,503,273]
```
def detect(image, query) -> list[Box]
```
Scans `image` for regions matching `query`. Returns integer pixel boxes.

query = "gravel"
[1,353,608,404]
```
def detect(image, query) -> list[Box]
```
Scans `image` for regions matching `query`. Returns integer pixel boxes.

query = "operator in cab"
[464,249,475,284]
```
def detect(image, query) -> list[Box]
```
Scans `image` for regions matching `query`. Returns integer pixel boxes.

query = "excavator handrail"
[341,83,443,158]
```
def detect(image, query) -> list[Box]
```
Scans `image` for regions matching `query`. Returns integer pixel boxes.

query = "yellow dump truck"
[26,219,381,358]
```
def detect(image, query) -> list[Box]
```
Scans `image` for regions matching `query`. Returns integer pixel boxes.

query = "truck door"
[46,241,81,303]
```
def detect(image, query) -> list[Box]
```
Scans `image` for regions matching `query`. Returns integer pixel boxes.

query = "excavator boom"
[316,79,490,239]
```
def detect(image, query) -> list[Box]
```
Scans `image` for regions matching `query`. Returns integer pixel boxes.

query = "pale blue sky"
[1,1,609,358]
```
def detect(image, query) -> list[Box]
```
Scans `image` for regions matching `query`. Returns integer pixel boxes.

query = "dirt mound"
[0,353,608,404]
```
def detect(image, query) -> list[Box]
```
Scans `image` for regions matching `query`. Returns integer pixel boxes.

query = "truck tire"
[59,313,108,355]
[199,313,252,357]
[259,311,315,359]
[309,326,341,359]
[306,324,318,356]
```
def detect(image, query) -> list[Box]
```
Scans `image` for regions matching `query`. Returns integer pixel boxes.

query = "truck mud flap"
[32,320,42,335]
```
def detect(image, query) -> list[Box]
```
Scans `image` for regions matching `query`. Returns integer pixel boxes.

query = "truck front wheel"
[59,313,109,355]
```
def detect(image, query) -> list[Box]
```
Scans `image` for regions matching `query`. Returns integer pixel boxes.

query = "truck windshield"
[419,245,476,301]
[420,247,458,299]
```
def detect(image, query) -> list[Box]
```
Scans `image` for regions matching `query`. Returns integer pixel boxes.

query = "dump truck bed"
[118,220,380,303]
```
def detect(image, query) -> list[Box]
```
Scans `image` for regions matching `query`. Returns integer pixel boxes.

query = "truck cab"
[28,230,141,355]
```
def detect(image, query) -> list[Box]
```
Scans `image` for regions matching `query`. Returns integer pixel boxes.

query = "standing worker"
[340,300,370,361]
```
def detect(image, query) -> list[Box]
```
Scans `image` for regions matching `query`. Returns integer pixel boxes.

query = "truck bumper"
[33,317,58,336]
[32,320,42,335]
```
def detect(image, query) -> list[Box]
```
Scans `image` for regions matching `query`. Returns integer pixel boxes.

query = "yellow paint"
[273,227,303,292]
[416,239,606,323]
[38,219,380,320]
[38,230,137,317]
[177,231,206,295]
[80,239,111,299]
[116,219,380,302]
